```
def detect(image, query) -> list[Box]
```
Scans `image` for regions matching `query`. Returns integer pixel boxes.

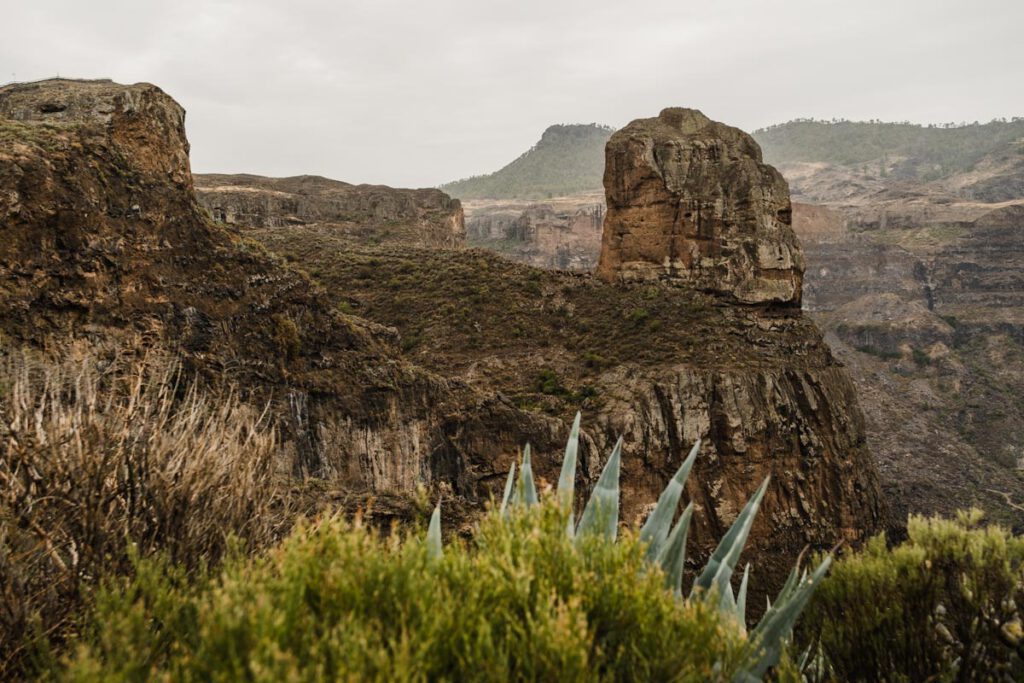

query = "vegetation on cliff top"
[439,117,1024,201]
[441,123,614,200]
[753,117,1024,180]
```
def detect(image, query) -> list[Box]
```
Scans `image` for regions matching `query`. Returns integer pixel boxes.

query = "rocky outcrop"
[256,106,888,596]
[789,177,1024,527]
[596,108,803,306]
[1,80,887,597]
[195,173,465,248]
[463,193,604,271]
[0,78,540,509]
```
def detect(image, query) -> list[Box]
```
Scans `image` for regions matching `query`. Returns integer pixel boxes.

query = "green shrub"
[804,510,1024,681]
[271,314,301,359]
[59,505,753,682]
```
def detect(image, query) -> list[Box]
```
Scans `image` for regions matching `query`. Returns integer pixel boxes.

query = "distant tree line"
[441,124,615,200]
[752,117,1024,180]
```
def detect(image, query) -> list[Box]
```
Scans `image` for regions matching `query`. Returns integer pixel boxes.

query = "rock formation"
[786,168,1024,527]
[596,108,803,306]
[0,78,546,512]
[1,80,888,598]
[463,193,604,271]
[195,173,465,248]
[255,106,888,597]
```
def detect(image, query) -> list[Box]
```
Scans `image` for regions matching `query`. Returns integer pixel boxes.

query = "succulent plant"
[426,412,831,680]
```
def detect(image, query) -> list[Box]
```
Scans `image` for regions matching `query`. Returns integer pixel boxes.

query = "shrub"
[0,348,290,677]
[271,314,301,359]
[59,504,754,682]
[804,510,1024,681]
[430,416,830,680]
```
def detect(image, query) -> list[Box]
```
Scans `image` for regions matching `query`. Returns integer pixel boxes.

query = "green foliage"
[59,505,752,682]
[442,416,830,680]
[753,118,1024,181]
[442,124,615,200]
[804,510,1024,681]
[854,344,902,360]
[271,314,301,359]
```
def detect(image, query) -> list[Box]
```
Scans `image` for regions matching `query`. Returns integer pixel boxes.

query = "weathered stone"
[596,108,803,306]
[195,174,465,248]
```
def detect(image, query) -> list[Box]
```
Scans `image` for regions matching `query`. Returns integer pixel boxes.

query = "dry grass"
[0,346,292,677]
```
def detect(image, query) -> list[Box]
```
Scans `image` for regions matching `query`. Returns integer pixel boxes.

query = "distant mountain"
[441,123,614,200]
[753,118,1024,184]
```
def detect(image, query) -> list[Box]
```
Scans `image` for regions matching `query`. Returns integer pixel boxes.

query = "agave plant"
[426,413,831,681]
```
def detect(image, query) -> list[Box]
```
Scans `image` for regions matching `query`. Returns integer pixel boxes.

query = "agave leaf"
[426,502,443,560]
[558,412,582,537]
[692,477,770,599]
[576,436,623,541]
[519,444,538,506]
[499,461,516,517]
[557,412,582,500]
[655,501,693,595]
[640,439,700,562]
[743,556,833,679]
[736,563,750,626]
[720,577,737,616]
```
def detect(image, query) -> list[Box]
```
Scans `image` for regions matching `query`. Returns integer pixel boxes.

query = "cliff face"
[254,106,887,593]
[789,162,1024,526]
[2,80,886,593]
[463,193,604,271]
[596,108,803,306]
[0,79,541,513]
[195,173,465,248]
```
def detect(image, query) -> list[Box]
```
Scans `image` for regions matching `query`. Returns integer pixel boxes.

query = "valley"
[442,116,1024,529]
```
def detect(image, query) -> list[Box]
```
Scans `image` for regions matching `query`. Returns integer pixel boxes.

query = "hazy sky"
[4,0,1023,187]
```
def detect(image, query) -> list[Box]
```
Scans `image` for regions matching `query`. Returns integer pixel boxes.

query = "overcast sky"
[4,0,1023,187]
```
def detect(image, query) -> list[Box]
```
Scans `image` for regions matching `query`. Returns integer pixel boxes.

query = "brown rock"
[596,108,803,306]
[195,174,465,248]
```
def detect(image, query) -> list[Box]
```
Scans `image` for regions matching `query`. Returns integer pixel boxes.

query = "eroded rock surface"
[463,193,604,271]
[0,81,888,599]
[596,108,803,306]
[195,173,465,248]
[0,78,541,515]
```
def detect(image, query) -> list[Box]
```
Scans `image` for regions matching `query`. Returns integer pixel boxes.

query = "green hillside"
[753,118,1024,181]
[442,123,614,200]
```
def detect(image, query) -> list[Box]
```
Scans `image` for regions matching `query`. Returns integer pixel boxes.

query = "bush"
[58,503,755,682]
[0,348,291,677]
[804,510,1024,681]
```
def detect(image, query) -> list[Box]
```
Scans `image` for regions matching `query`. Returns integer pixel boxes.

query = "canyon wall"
[195,173,465,248]
[463,193,603,271]
[0,81,887,593]
[254,107,888,592]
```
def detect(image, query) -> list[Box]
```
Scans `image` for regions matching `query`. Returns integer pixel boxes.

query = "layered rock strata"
[195,173,465,248]
[0,79,540,510]
[596,108,803,306]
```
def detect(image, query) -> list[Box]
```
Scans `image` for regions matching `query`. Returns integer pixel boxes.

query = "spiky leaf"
[640,439,700,561]
[558,412,582,536]
[655,501,693,595]
[499,461,516,517]
[692,477,770,599]
[518,444,538,506]
[743,556,833,679]
[426,503,443,560]
[557,412,582,500]
[576,437,622,541]
[736,563,751,627]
